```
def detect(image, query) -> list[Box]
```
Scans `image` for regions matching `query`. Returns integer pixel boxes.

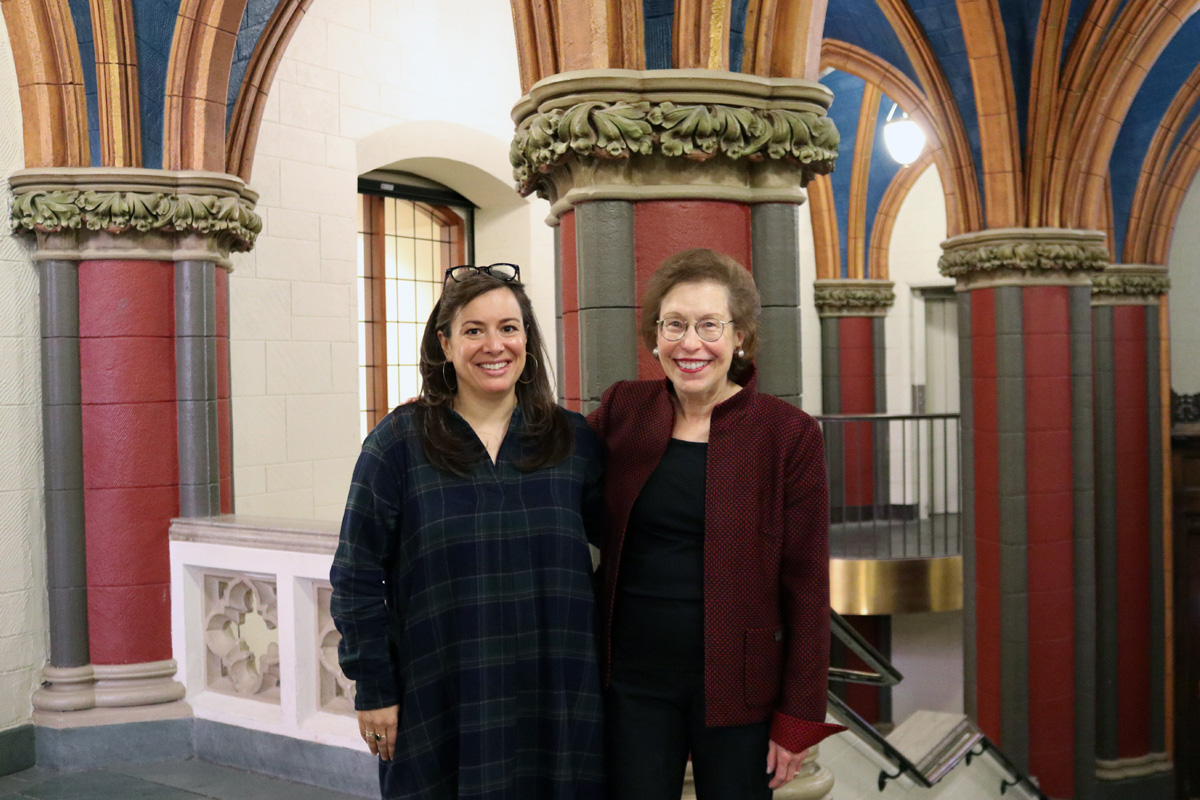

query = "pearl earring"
[652,347,659,358]
[737,348,745,358]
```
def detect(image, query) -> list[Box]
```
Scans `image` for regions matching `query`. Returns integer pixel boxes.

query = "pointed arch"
[1024,0,1070,225]
[91,0,141,166]
[1123,62,1200,263]
[1148,112,1200,264]
[165,0,248,170]
[1051,0,1194,230]
[956,0,1022,228]
[1,0,89,166]
[847,82,881,280]
[743,0,827,79]
[225,0,312,180]
[510,0,644,93]
[873,0,982,232]
[821,39,970,237]
[807,173,839,280]
[869,152,935,280]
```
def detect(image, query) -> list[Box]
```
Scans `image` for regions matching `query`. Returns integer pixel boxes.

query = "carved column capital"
[938,227,1108,290]
[813,279,895,317]
[510,69,838,222]
[1091,263,1170,305]
[9,167,262,267]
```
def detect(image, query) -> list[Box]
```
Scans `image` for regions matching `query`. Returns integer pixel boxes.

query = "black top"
[612,438,707,670]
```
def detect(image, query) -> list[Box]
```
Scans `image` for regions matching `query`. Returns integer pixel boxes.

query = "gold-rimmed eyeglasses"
[657,317,734,342]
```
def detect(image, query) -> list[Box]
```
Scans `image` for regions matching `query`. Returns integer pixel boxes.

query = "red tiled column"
[941,228,1106,800]
[78,260,184,704]
[1092,265,1173,791]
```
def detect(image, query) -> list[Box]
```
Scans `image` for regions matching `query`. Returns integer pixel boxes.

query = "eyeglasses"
[657,317,734,342]
[443,263,521,285]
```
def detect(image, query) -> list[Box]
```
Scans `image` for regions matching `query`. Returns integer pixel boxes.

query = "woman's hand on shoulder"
[358,705,399,761]
[766,739,809,789]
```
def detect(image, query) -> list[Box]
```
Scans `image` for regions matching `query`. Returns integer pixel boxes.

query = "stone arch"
[164,0,249,170]
[0,0,88,166]
[868,152,935,280]
[225,0,313,180]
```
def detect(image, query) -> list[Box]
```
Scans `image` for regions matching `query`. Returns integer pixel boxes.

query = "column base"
[1095,754,1173,800]
[94,659,187,707]
[32,660,187,714]
[32,665,96,712]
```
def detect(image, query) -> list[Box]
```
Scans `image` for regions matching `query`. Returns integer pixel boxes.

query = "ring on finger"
[374,733,382,741]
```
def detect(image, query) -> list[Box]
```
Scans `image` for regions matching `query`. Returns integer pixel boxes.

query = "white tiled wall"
[230,0,553,520]
[1169,175,1200,394]
[0,15,45,734]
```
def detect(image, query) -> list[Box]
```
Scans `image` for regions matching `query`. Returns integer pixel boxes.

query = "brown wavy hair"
[412,272,570,476]
[638,248,761,384]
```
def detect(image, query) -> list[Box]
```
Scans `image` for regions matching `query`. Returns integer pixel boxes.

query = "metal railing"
[828,609,1048,798]
[817,413,962,559]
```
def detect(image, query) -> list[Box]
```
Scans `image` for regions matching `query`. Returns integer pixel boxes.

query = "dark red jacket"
[588,374,846,754]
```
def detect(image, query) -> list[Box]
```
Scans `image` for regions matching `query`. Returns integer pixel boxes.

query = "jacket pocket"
[743,626,784,707]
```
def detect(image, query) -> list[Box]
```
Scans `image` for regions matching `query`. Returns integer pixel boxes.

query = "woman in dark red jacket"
[588,249,844,800]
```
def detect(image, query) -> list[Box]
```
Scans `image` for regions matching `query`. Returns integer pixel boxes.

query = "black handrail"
[827,608,1049,799]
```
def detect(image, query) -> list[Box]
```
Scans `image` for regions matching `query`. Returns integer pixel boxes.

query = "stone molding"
[510,69,837,217]
[938,227,1109,290]
[1095,752,1172,781]
[1091,263,1170,305]
[9,168,261,267]
[33,660,187,712]
[170,514,340,555]
[813,279,895,317]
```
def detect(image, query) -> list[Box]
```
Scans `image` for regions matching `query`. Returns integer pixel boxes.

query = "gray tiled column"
[750,204,802,406]
[176,261,220,517]
[1069,286,1096,800]
[872,316,889,511]
[1092,305,1118,761]
[820,317,843,513]
[1146,304,1165,757]
[957,292,976,721]
[40,260,89,668]
[575,201,637,416]
[994,285,1029,769]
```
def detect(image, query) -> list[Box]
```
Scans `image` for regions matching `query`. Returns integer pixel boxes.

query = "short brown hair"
[639,248,761,383]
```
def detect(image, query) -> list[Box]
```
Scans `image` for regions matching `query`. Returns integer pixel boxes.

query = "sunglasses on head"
[442,263,521,285]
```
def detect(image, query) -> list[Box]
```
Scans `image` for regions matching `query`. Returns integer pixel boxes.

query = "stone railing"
[169,515,357,744]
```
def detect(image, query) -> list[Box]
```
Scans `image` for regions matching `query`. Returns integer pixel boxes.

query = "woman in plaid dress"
[331,266,606,799]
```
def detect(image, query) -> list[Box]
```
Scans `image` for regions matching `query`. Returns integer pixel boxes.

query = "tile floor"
[0,760,367,799]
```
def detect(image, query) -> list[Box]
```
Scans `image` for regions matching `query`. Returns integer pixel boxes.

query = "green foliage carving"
[511,99,839,196]
[11,188,263,251]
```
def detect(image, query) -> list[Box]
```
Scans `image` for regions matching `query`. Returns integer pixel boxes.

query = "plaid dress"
[331,404,606,800]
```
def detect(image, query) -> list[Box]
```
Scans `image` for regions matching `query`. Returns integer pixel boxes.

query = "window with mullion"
[357,183,472,438]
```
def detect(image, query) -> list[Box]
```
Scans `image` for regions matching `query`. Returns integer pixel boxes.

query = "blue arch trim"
[822,3,920,89]
[906,0,983,223]
[729,0,749,71]
[227,0,280,124]
[866,92,904,275]
[67,0,100,165]
[133,0,183,169]
[644,0,673,69]
[1110,19,1200,258]
[822,69,867,278]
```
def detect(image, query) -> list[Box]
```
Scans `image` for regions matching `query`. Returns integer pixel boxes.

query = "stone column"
[1091,265,1173,799]
[11,168,260,720]
[510,69,838,413]
[814,280,894,518]
[511,70,840,797]
[939,227,1106,799]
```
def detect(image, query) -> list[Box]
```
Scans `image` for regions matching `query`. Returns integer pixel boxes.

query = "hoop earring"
[652,347,659,358]
[519,354,538,385]
[441,360,457,391]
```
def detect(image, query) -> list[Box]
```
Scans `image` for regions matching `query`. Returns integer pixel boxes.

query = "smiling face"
[655,281,744,403]
[437,287,527,404]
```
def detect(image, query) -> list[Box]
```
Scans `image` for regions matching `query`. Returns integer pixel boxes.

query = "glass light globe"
[883,117,926,165]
